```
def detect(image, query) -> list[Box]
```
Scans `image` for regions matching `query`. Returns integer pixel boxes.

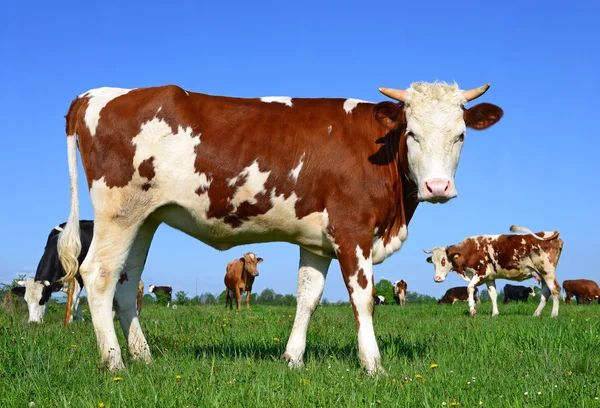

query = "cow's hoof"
[282,352,303,369]
[470,309,476,317]
[364,362,386,377]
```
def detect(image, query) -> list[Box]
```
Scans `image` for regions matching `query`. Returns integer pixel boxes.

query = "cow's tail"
[58,98,84,327]
[510,225,559,241]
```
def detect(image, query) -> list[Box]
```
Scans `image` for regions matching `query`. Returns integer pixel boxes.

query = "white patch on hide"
[228,160,271,212]
[343,98,369,114]
[289,153,305,182]
[81,87,132,137]
[260,96,293,107]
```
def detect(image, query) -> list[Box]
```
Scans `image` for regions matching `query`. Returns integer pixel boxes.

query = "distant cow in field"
[563,279,600,304]
[393,280,407,306]
[426,225,563,317]
[503,284,536,304]
[2,291,16,314]
[148,285,173,307]
[374,295,386,305]
[224,252,262,310]
[438,286,479,304]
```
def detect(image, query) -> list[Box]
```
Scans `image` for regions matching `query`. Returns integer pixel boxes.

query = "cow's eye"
[456,133,465,143]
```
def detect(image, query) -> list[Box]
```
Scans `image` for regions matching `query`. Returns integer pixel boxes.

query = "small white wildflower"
[537,392,542,395]
[29,403,35,408]
[524,392,528,396]
[467,381,471,385]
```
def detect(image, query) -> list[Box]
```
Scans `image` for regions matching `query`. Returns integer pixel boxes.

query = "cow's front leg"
[338,242,383,375]
[246,289,252,310]
[467,276,482,317]
[486,281,499,316]
[283,247,331,368]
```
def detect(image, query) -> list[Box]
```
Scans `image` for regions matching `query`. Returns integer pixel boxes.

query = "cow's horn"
[422,249,433,254]
[379,87,408,102]
[463,83,490,102]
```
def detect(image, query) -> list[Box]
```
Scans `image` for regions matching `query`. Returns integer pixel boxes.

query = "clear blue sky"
[1,0,598,301]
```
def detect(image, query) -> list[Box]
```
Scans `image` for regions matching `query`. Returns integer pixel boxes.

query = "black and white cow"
[503,284,536,304]
[374,295,386,305]
[148,285,173,307]
[12,221,94,323]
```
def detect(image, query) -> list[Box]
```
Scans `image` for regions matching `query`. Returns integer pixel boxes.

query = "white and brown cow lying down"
[438,286,479,304]
[57,81,502,373]
[393,280,407,306]
[224,252,262,310]
[425,225,563,317]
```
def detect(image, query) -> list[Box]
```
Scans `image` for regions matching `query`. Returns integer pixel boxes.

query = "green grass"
[1,301,599,407]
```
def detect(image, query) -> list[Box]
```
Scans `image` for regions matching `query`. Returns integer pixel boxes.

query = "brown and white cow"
[393,280,407,305]
[425,225,563,318]
[57,81,502,373]
[224,252,262,310]
[563,279,600,304]
[438,286,479,304]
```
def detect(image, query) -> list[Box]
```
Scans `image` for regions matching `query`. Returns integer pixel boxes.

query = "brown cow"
[2,291,16,313]
[393,280,407,305]
[56,81,502,373]
[426,225,563,318]
[224,252,262,310]
[438,286,479,304]
[563,279,600,304]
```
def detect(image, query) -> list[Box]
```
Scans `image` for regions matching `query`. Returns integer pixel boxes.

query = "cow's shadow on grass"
[147,333,430,364]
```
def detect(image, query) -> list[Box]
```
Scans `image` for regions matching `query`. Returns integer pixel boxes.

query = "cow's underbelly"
[152,203,336,256]
[488,268,531,282]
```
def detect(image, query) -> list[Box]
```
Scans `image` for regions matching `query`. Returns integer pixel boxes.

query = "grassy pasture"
[1,301,599,407]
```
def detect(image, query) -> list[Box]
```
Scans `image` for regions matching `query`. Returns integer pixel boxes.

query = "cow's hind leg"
[487,281,499,316]
[113,219,160,364]
[283,247,331,369]
[80,219,143,372]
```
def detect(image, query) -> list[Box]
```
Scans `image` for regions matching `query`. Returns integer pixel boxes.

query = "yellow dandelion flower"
[113,377,122,382]
[288,315,292,318]
[300,378,308,385]
[71,344,78,348]
[273,337,280,342]
[99,404,105,408]
[376,400,381,404]
[176,375,182,380]
[568,371,573,376]
[450,402,460,407]
[430,363,438,369]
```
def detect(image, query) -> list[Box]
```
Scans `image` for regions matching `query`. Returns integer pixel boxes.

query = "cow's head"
[14,278,52,323]
[529,286,537,297]
[148,284,155,293]
[375,82,503,203]
[424,247,454,282]
[241,252,263,277]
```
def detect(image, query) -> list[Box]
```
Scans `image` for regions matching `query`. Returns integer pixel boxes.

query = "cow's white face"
[376,82,503,203]
[16,278,50,323]
[148,284,155,293]
[425,247,453,282]
[529,286,537,297]
[404,83,467,203]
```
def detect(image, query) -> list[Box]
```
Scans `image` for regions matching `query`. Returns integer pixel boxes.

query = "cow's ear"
[426,256,432,264]
[12,287,25,297]
[464,103,503,130]
[373,102,404,131]
[239,257,245,263]
[256,257,263,264]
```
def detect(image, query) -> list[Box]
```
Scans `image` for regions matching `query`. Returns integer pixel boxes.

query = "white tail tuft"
[57,134,82,327]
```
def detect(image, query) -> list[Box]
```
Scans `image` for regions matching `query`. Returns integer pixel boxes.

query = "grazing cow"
[503,284,536,304]
[224,252,262,310]
[12,221,145,324]
[374,295,386,305]
[563,279,600,304]
[11,221,94,323]
[57,81,502,373]
[438,286,479,304]
[148,285,172,307]
[425,225,563,318]
[393,280,407,306]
